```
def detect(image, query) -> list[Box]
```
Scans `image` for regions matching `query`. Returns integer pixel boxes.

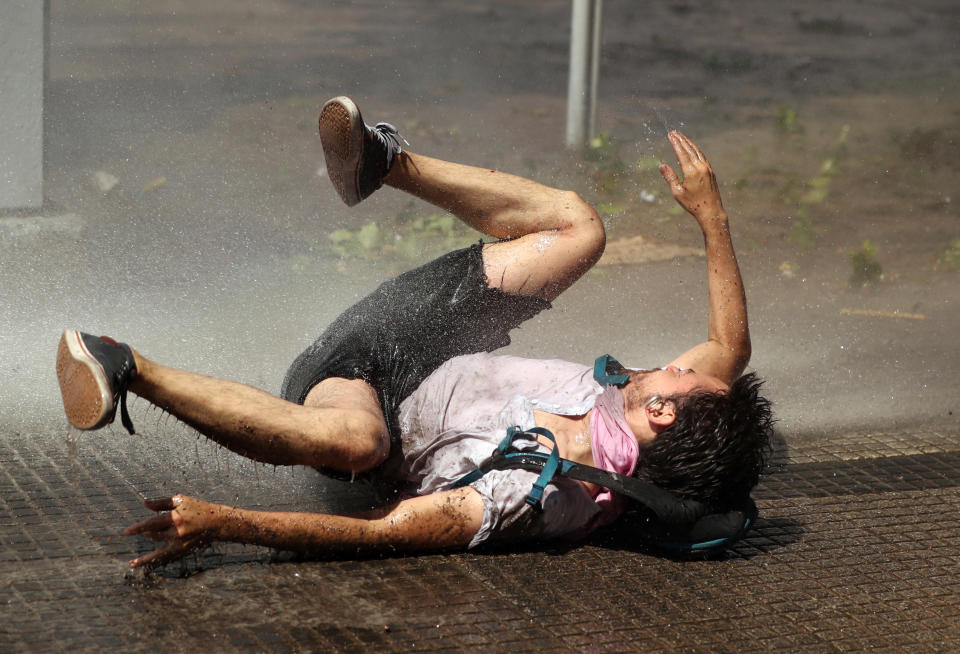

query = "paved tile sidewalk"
[2,427,958,652]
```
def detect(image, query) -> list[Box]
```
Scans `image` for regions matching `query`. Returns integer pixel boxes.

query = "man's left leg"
[56,331,389,471]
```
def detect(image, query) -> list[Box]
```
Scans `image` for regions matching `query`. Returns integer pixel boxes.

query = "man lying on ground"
[56,96,773,568]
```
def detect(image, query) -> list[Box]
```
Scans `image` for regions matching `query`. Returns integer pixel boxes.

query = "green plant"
[849,240,883,287]
[327,222,384,259]
[579,133,681,223]
[584,132,617,161]
[789,125,850,247]
[635,155,661,173]
[583,132,629,195]
[325,211,477,263]
[394,213,476,259]
[798,156,836,207]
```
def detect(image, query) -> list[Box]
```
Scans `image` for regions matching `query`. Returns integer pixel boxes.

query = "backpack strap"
[451,426,758,553]
[451,426,562,510]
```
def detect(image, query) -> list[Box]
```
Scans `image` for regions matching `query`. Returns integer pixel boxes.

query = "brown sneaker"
[56,330,138,434]
[318,96,406,207]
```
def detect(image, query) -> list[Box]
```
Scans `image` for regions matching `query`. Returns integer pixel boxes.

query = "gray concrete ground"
[2,1,959,651]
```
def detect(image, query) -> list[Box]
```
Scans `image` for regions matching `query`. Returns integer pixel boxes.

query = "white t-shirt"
[394,352,607,548]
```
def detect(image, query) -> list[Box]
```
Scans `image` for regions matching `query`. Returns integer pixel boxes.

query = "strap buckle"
[593,354,629,387]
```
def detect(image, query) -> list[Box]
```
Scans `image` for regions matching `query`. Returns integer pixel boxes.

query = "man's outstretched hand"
[656,129,751,384]
[125,495,221,568]
[659,131,727,228]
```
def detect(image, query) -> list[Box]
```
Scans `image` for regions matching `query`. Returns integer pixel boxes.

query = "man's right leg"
[56,331,389,472]
[385,152,605,302]
[320,96,605,303]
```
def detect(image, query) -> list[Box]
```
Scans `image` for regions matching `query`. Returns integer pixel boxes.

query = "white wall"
[0,1,45,209]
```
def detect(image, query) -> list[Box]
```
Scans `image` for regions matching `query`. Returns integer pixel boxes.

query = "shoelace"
[114,341,137,435]
[118,373,135,435]
[368,122,410,157]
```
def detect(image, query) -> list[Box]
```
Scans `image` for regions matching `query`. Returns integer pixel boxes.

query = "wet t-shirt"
[394,352,607,548]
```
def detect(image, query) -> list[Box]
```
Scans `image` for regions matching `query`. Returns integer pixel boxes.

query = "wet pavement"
[3,1,960,651]
[3,425,959,652]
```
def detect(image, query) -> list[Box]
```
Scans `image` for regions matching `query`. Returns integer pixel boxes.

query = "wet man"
[56,97,772,568]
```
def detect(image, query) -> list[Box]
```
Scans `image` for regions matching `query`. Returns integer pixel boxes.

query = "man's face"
[625,366,729,409]
[621,366,731,444]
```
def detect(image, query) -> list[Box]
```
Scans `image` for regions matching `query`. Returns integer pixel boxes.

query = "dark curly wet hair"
[633,372,774,509]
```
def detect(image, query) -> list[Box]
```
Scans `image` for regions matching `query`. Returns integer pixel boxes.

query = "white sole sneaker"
[56,330,115,430]
[318,96,365,207]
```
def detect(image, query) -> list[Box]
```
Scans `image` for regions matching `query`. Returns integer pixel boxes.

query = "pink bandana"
[589,385,640,527]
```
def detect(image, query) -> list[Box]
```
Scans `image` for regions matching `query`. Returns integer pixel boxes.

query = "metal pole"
[588,0,603,140]
[566,0,602,148]
[566,0,589,148]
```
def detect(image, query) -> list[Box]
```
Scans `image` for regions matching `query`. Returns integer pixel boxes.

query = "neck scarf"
[589,385,640,526]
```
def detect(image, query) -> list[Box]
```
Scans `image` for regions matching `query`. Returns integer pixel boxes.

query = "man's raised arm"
[659,131,751,386]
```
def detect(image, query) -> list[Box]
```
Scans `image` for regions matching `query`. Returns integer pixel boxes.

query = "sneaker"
[56,330,138,434]
[318,96,406,207]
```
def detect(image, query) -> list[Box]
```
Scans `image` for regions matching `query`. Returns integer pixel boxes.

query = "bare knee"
[302,378,390,472]
[556,190,606,261]
[337,409,391,472]
[299,407,389,472]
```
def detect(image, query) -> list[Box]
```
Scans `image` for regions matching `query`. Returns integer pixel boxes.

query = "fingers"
[126,493,211,569]
[125,495,186,536]
[669,131,708,168]
[658,163,681,189]
[661,131,725,221]
[129,538,204,569]
[143,496,179,512]
[129,541,178,568]
[668,130,692,168]
[679,133,704,161]
[124,511,174,537]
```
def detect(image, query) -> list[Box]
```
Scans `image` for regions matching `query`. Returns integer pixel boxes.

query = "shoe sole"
[318,96,365,207]
[56,330,114,430]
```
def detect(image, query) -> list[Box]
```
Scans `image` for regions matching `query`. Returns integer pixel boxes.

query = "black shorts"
[280,242,551,440]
